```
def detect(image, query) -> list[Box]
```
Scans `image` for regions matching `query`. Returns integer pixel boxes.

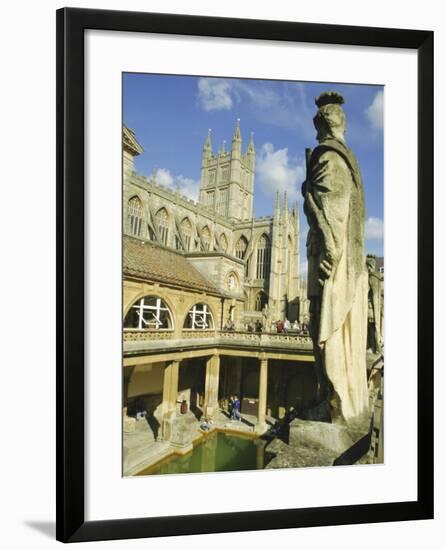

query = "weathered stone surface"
[265,417,370,470]
[169,413,199,447]
[288,419,354,454]
[302,91,369,423]
[265,434,337,469]
[123,414,137,433]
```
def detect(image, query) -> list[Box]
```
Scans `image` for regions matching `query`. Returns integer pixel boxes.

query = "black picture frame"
[56,7,434,543]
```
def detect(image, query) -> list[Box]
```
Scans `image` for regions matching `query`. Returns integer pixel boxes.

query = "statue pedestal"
[166,413,197,450]
[265,417,370,470]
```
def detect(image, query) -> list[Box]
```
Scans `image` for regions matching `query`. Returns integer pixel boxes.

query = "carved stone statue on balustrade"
[302,91,369,425]
[366,254,384,354]
[262,303,271,331]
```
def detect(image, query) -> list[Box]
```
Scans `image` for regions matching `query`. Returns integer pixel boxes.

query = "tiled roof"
[123,237,222,295]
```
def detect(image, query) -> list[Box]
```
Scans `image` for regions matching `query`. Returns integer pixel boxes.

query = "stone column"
[204,354,220,419]
[257,358,268,432]
[161,360,179,440]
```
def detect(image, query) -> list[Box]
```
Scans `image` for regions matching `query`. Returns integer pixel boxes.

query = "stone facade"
[123,121,305,324]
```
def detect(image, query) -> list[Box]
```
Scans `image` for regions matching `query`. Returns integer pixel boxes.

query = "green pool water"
[138,431,266,476]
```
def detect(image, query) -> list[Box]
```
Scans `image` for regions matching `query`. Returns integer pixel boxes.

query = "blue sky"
[123,73,384,258]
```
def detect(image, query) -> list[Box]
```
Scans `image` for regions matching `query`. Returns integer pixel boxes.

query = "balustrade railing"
[123,328,312,347]
[123,329,174,341]
[219,330,312,346]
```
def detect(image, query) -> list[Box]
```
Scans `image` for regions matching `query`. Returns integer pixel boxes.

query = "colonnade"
[159,353,269,438]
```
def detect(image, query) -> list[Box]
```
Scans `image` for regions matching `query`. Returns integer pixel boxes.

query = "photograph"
[122,74,384,477]
[0,0,437,546]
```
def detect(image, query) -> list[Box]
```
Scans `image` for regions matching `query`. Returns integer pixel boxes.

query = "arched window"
[184,303,214,329]
[124,296,173,330]
[235,236,248,259]
[219,233,228,253]
[127,196,144,237]
[201,226,211,251]
[181,218,193,251]
[155,208,169,246]
[256,234,271,279]
[255,291,268,312]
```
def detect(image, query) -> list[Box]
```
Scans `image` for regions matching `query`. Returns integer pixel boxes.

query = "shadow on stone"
[240,416,255,428]
[333,412,373,466]
[190,403,203,421]
[267,421,290,444]
[145,413,160,440]
[333,430,371,466]
[296,400,331,423]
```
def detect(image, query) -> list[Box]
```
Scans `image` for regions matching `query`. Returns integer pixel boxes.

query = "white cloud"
[366,91,384,130]
[196,79,312,134]
[197,78,234,111]
[155,169,200,201]
[175,175,200,201]
[256,143,305,204]
[365,217,384,240]
[155,168,174,187]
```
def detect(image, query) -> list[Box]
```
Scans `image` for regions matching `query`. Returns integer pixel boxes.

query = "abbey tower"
[199,119,255,222]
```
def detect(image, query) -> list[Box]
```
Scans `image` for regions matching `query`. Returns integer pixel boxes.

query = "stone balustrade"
[181,329,218,339]
[124,329,218,341]
[124,329,175,341]
[219,331,312,346]
[123,329,313,353]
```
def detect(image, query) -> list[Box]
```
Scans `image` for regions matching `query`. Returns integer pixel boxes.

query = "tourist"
[247,321,254,332]
[255,319,263,333]
[293,320,301,333]
[276,319,284,333]
[284,318,291,332]
[233,395,241,421]
[228,395,234,419]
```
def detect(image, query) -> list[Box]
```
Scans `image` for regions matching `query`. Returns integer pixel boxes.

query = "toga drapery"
[304,137,369,421]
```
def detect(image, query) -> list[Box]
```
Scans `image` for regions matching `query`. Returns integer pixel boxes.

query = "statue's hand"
[318,252,338,285]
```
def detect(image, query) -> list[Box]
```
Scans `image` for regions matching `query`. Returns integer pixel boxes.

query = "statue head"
[366,254,377,273]
[313,91,346,143]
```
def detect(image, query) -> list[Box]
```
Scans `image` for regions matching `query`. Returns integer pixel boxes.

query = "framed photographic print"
[56,7,434,543]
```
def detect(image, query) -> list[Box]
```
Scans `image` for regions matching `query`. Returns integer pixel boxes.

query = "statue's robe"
[368,270,384,352]
[304,138,369,421]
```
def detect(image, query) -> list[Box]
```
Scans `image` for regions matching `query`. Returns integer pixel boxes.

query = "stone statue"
[302,91,369,424]
[366,254,384,353]
[228,274,236,291]
[262,303,271,331]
